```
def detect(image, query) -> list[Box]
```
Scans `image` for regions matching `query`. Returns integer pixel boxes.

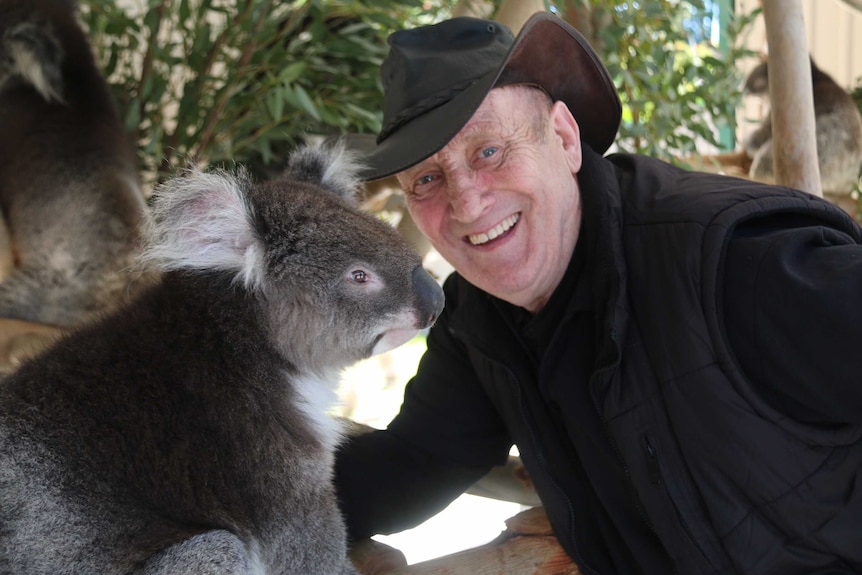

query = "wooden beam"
[467,455,542,508]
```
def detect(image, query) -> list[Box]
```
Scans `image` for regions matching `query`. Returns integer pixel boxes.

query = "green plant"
[558,0,759,160]
[79,0,448,185]
[80,0,755,186]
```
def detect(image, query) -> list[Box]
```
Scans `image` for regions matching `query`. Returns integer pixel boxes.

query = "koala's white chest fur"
[291,369,345,452]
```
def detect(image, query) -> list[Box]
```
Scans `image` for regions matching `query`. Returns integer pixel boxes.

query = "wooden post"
[760,0,823,196]
[451,0,495,19]
[494,0,547,32]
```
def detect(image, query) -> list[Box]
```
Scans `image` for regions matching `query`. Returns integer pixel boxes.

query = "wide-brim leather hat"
[360,11,622,182]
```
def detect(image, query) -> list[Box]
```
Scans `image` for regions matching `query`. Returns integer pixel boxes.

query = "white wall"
[735,0,862,145]
[736,0,862,88]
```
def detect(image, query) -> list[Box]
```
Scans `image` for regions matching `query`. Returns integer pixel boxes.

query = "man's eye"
[481,146,498,158]
[417,174,436,186]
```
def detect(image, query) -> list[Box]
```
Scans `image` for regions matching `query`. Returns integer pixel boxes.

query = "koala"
[0,143,445,574]
[0,0,150,328]
[743,56,862,193]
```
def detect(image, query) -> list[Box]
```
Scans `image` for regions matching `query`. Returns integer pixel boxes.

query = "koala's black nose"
[412,264,445,328]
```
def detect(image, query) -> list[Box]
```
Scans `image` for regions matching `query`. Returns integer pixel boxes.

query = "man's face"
[397,86,584,312]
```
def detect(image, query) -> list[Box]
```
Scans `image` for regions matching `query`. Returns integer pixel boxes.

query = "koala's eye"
[344,265,383,293]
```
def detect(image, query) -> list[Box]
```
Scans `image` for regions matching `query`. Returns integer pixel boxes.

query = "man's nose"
[447,169,487,222]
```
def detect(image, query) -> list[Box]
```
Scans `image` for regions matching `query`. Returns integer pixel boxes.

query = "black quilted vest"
[450,148,862,574]
[596,151,862,573]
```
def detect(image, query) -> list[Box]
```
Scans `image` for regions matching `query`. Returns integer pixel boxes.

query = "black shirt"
[494,217,673,574]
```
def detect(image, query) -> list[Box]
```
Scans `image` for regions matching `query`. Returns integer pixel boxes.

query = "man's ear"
[550,100,583,174]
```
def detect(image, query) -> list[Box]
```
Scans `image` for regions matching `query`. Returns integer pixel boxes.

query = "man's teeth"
[469,214,520,245]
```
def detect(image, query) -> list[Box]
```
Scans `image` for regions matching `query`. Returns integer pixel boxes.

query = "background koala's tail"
[2,21,65,104]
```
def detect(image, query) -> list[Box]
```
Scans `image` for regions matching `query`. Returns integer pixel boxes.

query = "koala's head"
[142,143,444,374]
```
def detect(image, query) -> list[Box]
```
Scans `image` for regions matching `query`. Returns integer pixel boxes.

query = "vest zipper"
[590,331,664,544]
[499,362,602,575]
[596,330,720,572]
[645,438,661,484]
[642,433,720,572]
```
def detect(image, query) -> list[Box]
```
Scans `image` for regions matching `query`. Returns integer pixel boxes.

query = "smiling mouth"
[468,213,520,246]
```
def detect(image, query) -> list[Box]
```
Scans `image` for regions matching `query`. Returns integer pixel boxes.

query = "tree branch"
[192,0,274,161]
[136,0,167,144]
[160,1,260,175]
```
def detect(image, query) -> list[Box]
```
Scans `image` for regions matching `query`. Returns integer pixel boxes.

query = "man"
[335,12,862,574]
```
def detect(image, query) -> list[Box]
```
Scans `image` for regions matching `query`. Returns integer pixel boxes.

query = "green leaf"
[293,85,321,122]
[266,88,285,122]
[280,62,307,84]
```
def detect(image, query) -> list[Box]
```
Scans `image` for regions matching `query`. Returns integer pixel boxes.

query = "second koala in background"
[0,0,150,328]
[743,56,862,194]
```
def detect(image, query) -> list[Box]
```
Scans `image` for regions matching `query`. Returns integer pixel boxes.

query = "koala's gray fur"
[0,0,150,327]
[0,142,445,574]
[744,57,862,193]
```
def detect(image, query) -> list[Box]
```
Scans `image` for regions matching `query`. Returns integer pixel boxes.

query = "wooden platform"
[351,507,580,575]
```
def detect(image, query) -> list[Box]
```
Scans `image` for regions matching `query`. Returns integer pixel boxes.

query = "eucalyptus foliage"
[79,0,754,184]
[564,0,760,159]
[80,0,448,183]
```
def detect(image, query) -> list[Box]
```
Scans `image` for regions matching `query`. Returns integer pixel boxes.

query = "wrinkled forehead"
[456,86,539,137]
[395,87,546,181]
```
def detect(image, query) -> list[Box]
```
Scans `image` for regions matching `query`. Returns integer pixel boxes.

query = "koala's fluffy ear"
[284,141,364,203]
[141,167,265,289]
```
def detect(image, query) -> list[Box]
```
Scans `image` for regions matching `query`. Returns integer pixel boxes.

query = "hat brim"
[360,12,621,182]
